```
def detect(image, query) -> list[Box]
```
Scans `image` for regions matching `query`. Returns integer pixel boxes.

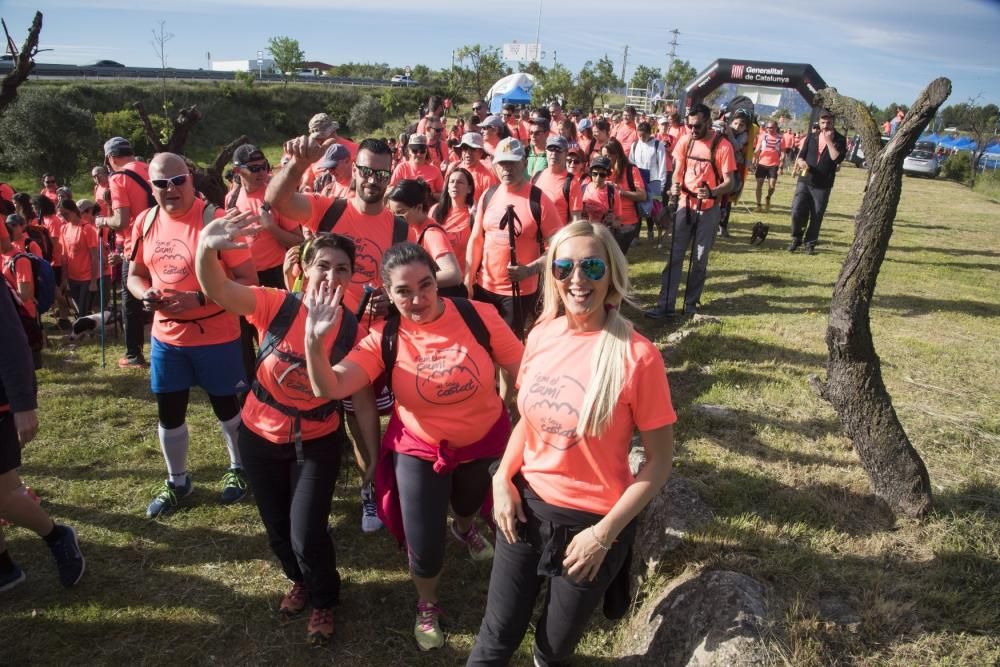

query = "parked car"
[390,74,416,85]
[848,134,891,169]
[903,149,940,178]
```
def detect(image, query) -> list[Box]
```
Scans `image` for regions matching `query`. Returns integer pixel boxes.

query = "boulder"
[617,569,771,666]
[630,475,712,583]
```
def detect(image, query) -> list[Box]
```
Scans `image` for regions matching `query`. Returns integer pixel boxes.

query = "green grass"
[1,165,999,665]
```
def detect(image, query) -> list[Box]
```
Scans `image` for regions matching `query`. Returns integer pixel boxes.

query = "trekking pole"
[498,204,525,340]
[99,236,106,368]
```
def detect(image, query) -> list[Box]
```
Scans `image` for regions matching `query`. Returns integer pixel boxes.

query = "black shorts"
[755,164,779,180]
[0,412,22,475]
[472,284,538,333]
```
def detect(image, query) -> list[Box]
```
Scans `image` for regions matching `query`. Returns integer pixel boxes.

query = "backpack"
[5,251,56,315]
[112,168,156,209]
[622,165,644,220]
[725,95,756,124]
[380,297,491,395]
[129,202,219,262]
[25,225,54,263]
[3,276,43,363]
[316,198,409,246]
[415,223,467,298]
[531,170,573,221]
[479,184,545,254]
[250,291,358,426]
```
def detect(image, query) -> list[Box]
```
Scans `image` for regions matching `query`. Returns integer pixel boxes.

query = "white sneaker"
[360,482,383,533]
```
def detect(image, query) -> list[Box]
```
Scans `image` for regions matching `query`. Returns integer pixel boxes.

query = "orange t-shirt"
[532,169,583,223]
[2,248,36,318]
[463,161,500,202]
[517,316,676,515]
[615,165,645,227]
[109,161,152,256]
[348,299,524,446]
[302,195,395,313]
[320,176,352,200]
[408,220,454,262]
[131,200,251,347]
[243,286,365,443]
[428,204,472,274]
[40,188,59,206]
[60,221,99,282]
[474,181,563,296]
[581,181,623,224]
[782,131,796,151]
[234,185,300,271]
[613,122,639,155]
[672,131,737,209]
[756,133,783,167]
[41,216,63,266]
[93,184,111,217]
[390,161,445,194]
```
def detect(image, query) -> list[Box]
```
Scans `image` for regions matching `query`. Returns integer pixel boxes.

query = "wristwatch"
[261,202,272,213]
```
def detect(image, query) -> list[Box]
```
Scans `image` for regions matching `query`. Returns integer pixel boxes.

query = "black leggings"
[155,390,240,429]
[238,423,344,608]
[393,452,496,579]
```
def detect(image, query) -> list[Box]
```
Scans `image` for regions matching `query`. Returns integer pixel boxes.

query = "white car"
[903,149,940,178]
[390,74,415,85]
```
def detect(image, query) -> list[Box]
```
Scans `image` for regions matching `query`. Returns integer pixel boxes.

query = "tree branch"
[132,101,165,153]
[0,12,43,114]
[164,104,202,154]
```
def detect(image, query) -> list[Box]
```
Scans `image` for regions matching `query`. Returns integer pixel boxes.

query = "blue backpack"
[6,252,56,314]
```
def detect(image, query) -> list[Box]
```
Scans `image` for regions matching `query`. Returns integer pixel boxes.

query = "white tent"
[486,73,537,113]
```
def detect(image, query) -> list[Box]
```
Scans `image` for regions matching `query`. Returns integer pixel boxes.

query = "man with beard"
[645,104,736,319]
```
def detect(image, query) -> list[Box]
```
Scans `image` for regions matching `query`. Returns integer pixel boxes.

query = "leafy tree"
[0,88,97,181]
[954,97,999,186]
[348,95,384,135]
[629,65,661,90]
[522,61,546,79]
[594,55,622,104]
[663,59,697,104]
[268,36,304,86]
[94,108,168,156]
[233,70,255,89]
[454,44,510,100]
[533,63,574,107]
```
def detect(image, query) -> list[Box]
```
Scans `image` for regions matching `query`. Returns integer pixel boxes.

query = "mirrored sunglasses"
[552,257,608,282]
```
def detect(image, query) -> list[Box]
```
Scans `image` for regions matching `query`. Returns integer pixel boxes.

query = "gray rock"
[691,314,722,325]
[692,403,736,420]
[617,569,771,667]
[818,595,861,633]
[631,476,713,583]
[667,329,693,345]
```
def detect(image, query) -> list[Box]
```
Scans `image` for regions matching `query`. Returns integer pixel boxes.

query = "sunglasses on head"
[552,257,608,282]
[356,164,391,183]
[151,174,188,189]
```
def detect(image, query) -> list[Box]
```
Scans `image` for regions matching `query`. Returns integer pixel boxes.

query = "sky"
[3,0,999,108]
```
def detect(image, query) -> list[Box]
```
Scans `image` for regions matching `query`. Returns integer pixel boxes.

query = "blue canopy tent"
[938,137,960,149]
[952,138,976,151]
[922,132,941,143]
[486,73,537,113]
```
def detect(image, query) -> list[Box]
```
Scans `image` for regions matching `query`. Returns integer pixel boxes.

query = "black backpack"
[316,198,408,246]
[24,225,54,263]
[250,291,359,427]
[380,297,491,395]
[531,170,574,222]
[479,184,545,255]
[414,223,467,299]
[3,277,43,367]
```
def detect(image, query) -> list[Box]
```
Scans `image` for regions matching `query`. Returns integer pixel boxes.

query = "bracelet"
[590,527,611,552]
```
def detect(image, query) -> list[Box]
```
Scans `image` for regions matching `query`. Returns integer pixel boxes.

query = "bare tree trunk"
[812,78,951,518]
[192,135,249,208]
[0,12,43,114]
[132,101,202,155]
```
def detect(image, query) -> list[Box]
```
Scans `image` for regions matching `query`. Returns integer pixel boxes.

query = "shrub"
[941,153,972,185]
[0,88,98,181]
[348,95,385,136]
[94,108,169,156]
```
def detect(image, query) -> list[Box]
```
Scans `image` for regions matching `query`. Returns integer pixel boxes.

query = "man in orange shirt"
[230,144,303,288]
[299,114,360,192]
[646,104,737,319]
[502,104,523,141]
[423,117,449,170]
[95,137,154,368]
[452,133,499,200]
[312,144,354,199]
[531,136,583,223]
[91,166,111,216]
[39,175,59,206]
[128,153,258,518]
[753,121,783,212]
[613,106,639,155]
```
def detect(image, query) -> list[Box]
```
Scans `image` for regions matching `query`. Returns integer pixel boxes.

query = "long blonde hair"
[539,221,634,437]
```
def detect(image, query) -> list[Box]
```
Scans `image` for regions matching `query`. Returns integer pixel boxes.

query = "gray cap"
[458,132,485,150]
[577,118,593,131]
[407,133,428,146]
[103,136,133,157]
[493,138,526,163]
[233,144,266,166]
[309,113,338,136]
[545,135,568,150]
[316,143,351,170]
[477,114,504,130]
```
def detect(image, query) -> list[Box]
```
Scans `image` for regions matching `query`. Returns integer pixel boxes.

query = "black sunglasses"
[150,174,188,189]
[552,257,608,282]
[242,163,269,173]
[409,145,427,153]
[590,170,608,177]
[567,158,582,164]
[356,165,391,183]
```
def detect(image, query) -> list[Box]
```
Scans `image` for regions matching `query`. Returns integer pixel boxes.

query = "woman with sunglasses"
[601,138,647,254]
[303,242,525,652]
[468,221,675,666]
[429,167,475,277]
[387,179,464,296]
[390,134,444,198]
[581,156,623,228]
[196,223,377,645]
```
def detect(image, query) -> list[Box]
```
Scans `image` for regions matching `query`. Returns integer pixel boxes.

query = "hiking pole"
[98,236,106,368]
[498,204,524,340]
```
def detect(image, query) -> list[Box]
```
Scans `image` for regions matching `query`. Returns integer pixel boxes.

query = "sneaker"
[360,483,383,533]
[450,519,494,561]
[117,355,147,369]
[306,607,335,645]
[146,477,193,518]
[805,243,817,256]
[643,307,676,320]
[47,525,85,588]
[755,204,763,212]
[279,581,308,617]
[718,226,731,238]
[414,601,444,651]
[0,563,26,593]
[788,238,802,253]
[220,468,248,504]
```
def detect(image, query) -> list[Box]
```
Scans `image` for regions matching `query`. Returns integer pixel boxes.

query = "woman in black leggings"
[195,219,379,645]
[303,243,524,652]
